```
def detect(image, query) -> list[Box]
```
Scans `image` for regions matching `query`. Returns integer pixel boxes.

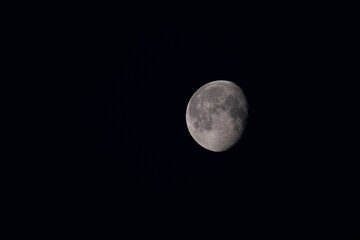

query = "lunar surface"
[186,80,248,152]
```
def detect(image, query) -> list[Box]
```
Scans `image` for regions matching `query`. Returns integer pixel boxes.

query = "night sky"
[66,20,292,195]
[9,5,353,237]
[42,15,342,235]
[79,24,269,194]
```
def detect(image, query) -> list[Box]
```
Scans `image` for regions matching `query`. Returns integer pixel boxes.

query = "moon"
[186,80,248,152]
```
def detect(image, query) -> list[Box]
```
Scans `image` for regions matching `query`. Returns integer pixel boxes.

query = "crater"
[195,112,213,132]
[219,103,229,111]
[189,98,214,132]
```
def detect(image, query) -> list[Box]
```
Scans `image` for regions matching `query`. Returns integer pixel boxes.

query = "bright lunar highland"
[186,80,248,152]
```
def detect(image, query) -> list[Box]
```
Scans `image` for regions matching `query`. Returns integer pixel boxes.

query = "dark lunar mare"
[230,106,247,120]
[224,94,247,121]
[225,94,236,107]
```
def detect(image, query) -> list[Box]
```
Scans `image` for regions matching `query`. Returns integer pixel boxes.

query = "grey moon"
[185,80,248,152]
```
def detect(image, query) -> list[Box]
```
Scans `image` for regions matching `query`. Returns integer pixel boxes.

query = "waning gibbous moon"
[185,80,248,152]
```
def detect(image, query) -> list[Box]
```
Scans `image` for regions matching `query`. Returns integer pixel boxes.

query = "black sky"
[35,13,316,208]
[66,22,314,233]
[78,25,267,190]
[59,18,302,197]
[9,5,355,236]
[25,12,346,235]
